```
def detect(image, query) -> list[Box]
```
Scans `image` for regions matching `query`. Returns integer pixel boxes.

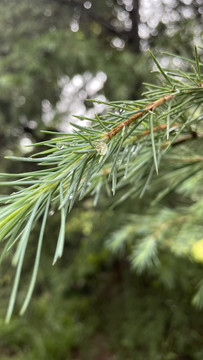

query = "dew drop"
[49,210,54,216]
[56,142,64,150]
[95,141,108,156]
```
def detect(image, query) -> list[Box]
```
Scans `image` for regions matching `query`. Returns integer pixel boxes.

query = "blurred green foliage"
[1,204,203,360]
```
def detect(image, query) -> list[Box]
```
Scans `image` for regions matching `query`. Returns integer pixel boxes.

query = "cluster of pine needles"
[0,47,202,322]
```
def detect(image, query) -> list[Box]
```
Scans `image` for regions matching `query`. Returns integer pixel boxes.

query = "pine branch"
[0,48,202,320]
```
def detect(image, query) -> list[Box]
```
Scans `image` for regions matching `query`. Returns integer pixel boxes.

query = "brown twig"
[136,123,181,138]
[106,94,174,140]
[164,131,203,147]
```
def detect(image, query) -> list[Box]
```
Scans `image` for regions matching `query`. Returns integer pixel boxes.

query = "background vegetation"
[0,1,202,359]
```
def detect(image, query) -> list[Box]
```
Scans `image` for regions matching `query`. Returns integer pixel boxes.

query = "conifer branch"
[0,48,202,320]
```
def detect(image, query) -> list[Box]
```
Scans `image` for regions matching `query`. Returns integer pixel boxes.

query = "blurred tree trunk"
[128,0,140,53]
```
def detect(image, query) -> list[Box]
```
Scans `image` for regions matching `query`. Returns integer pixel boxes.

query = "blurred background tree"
[0,0,203,359]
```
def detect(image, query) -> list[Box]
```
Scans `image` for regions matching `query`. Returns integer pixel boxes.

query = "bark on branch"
[106,94,174,140]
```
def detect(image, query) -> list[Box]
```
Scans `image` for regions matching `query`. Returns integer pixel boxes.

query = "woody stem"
[106,94,174,140]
